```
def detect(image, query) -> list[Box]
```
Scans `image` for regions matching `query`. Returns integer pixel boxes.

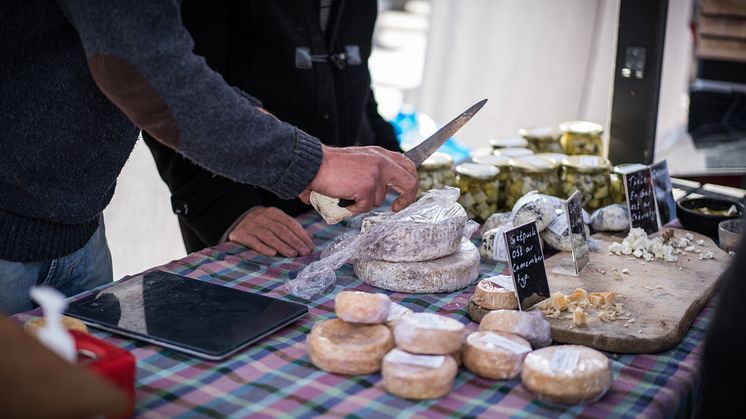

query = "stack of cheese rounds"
[383,313,464,399]
[468,276,518,323]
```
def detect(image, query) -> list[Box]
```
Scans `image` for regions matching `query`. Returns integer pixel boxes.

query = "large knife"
[310,99,487,222]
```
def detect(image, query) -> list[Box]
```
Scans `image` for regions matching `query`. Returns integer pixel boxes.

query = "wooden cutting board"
[532,229,730,353]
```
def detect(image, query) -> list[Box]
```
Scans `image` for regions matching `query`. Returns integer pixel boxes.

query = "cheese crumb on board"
[539,289,627,324]
[521,345,613,405]
[473,278,519,310]
[335,291,391,324]
[394,313,465,355]
[572,308,588,327]
[479,310,552,348]
[307,319,394,375]
[463,331,532,379]
[382,348,459,400]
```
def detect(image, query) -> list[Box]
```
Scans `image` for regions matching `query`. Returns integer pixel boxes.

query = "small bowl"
[677,197,744,238]
[719,218,743,252]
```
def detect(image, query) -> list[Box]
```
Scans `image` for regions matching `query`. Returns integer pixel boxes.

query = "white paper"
[386,349,445,369]
[411,313,459,330]
[547,213,569,236]
[387,302,412,322]
[30,287,76,363]
[550,348,580,374]
[479,333,531,354]
[484,275,515,292]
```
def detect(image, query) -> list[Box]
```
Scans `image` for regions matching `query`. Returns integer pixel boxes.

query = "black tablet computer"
[66,271,307,360]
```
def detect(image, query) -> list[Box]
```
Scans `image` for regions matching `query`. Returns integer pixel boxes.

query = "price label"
[479,333,531,354]
[650,160,676,225]
[485,275,515,292]
[503,221,551,310]
[623,167,660,234]
[386,349,445,369]
[566,191,590,275]
[547,213,569,236]
[550,348,580,374]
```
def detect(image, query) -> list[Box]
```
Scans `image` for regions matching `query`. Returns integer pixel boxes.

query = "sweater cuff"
[271,129,323,199]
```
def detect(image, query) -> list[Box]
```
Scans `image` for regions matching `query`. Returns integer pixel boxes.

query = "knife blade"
[335,98,487,207]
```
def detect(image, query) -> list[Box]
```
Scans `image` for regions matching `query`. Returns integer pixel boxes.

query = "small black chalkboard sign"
[623,167,660,234]
[503,221,551,310]
[566,191,589,275]
[650,160,676,225]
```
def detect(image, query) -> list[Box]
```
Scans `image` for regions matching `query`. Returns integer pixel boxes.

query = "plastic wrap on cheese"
[479,309,553,348]
[286,187,477,299]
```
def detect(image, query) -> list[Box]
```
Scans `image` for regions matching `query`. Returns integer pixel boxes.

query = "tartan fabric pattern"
[13,212,710,418]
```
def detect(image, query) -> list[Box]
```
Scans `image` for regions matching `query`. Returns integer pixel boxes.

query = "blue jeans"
[0,219,113,315]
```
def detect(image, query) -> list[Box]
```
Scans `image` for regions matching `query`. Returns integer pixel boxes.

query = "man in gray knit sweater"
[0,1,417,314]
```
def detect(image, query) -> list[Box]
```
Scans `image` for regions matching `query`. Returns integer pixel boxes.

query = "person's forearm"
[57,0,321,199]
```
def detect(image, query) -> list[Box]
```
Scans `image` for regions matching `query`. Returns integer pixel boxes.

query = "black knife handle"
[338,198,354,208]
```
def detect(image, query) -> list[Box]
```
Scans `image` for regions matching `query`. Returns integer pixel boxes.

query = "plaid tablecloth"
[14,212,712,418]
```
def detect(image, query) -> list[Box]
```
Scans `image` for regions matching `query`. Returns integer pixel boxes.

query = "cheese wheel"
[467,298,492,323]
[382,349,459,400]
[25,316,89,336]
[521,345,612,404]
[463,331,532,379]
[450,347,463,367]
[335,291,391,324]
[479,226,511,262]
[354,239,480,294]
[479,310,552,348]
[386,301,414,330]
[307,319,394,375]
[473,279,518,310]
[394,313,465,355]
[360,208,467,262]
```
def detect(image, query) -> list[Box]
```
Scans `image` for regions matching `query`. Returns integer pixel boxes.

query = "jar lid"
[613,163,648,175]
[489,137,528,149]
[562,155,611,172]
[559,121,603,136]
[455,162,499,180]
[534,152,568,164]
[519,126,559,141]
[421,152,453,170]
[473,154,511,167]
[494,147,534,158]
[510,155,558,173]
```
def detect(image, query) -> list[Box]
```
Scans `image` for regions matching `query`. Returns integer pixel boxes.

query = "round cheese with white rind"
[521,345,612,405]
[335,291,391,324]
[359,207,467,262]
[354,239,480,294]
[473,279,518,310]
[479,310,552,348]
[541,224,591,252]
[590,204,629,232]
[382,348,459,400]
[394,313,465,355]
[463,331,532,379]
[512,193,556,232]
[307,319,394,375]
[479,225,511,261]
[309,192,354,225]
[483,212,513,233]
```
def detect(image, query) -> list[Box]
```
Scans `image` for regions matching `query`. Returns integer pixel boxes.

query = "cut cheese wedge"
[521,345,612,405]
[307,319,394,375]
[394,313,465,355]
[473,279,518,310]
[382,349,458,400]
[335,291,391,324]
[463,331,532,379]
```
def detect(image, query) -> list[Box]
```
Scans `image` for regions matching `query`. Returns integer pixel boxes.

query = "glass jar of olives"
[455,162,500,222]
[493,147,534,159]
[505,155,560,209]
[519,126,563,153]
[559,121,604,156]
[417,152,455,195]
[610,163,648,204]
[560,155,612,211]
[490,137,528,150]
[473,154,512,211]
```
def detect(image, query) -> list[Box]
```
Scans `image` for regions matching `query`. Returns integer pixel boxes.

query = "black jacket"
[144,0,400,252]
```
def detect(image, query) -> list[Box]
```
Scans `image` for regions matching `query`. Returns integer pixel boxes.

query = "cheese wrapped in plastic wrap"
[479,309,553,348]
[393,313,465,355]
[463,331,531,379]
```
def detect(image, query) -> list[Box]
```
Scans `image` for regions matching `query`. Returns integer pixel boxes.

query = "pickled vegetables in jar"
[493,147,534,159]
[417,152,456,195]
[610,163,648,204]
[559,121,604,156]
[519,126,563,153]
[455,162,500,222]
[473,154,512,211]
[560,155,612,211]
[489,137,528,150]
[505,155,560,209]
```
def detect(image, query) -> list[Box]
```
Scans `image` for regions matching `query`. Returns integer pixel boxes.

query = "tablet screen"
[66,271,307,359]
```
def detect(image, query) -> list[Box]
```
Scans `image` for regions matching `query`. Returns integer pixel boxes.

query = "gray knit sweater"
[0,0,323,261]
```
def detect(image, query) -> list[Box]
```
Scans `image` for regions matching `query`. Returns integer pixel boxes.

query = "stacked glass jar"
[417,152,456,195]
[473,154,512,211]
[455,162,500,222]
[493,147,534,159]
[519,126,563,153]
[489,136,528,151]
[609,163,649,204]
[505,155,560,209]
[560,155,612,211]
[559,121,604,156]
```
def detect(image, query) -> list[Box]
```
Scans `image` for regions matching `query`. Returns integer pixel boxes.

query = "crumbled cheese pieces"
[539,288,629,324]
[608,228,711,263]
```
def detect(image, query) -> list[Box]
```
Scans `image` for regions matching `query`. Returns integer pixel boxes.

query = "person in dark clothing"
[0,0,417,314]
[144,0,401,256]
